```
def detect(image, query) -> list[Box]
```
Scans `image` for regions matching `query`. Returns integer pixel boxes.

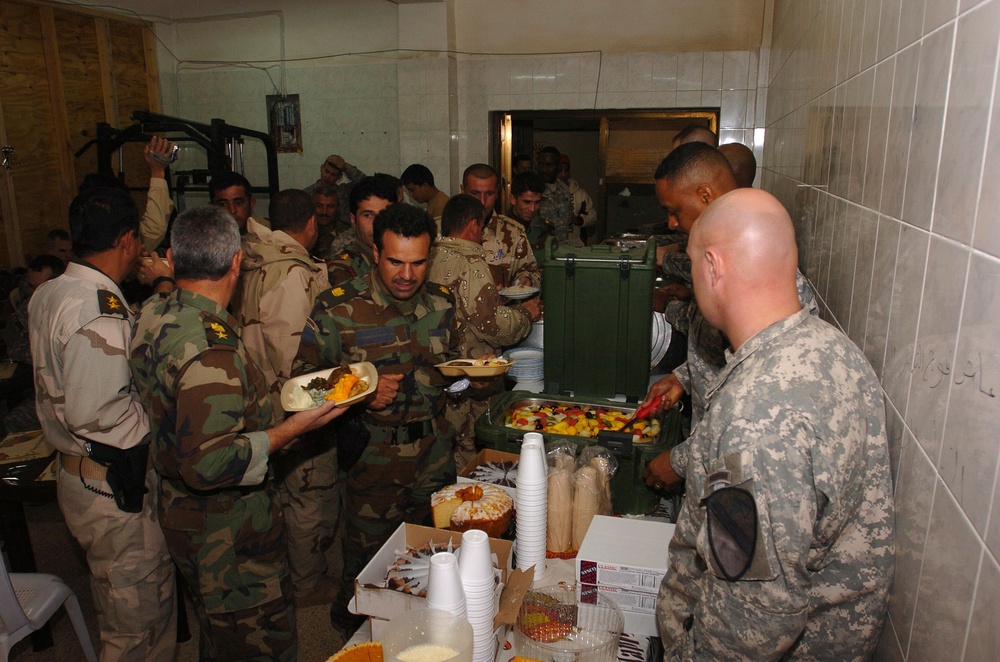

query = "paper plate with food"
[498,285,540,300]
[281,362,378,411]
[436,357,514,377]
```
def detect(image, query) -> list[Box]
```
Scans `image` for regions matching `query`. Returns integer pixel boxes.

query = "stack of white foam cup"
[516,432,548,583]
[425,552,467,619]
[459,529,498,662]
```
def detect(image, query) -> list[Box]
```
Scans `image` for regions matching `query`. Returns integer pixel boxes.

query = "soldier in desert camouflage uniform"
[655,189,894,659]
[130,206,344,661]
[326,176,397,285]
[642,143,818,490]
[296,202,460,635]
[231,189,339,608]
[429,195,540,469]
[29,187,177,662]
[536,146,582,247]
[461,164,542,289]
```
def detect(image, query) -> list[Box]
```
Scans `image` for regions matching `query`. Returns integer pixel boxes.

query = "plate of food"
[436,357,514,377]
[498,285,540,300]
[281,362,378,411]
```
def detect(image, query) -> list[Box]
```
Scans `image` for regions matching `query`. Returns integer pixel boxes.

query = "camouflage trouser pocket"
[164,490,288,615]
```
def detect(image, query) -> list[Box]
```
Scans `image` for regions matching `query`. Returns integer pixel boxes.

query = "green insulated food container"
[540,238,656,401]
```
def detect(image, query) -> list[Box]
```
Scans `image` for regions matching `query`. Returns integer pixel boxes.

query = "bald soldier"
[671,124,718,149]
[656,189,894,659]
[642,143,817,492]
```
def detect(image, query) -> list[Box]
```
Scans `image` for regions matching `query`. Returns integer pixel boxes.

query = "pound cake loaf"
[431,481,513,538]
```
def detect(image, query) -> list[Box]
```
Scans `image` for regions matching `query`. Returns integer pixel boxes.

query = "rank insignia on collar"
[438,285,450,295]
[97,289,128,317]
[340,253,349,260]
[210,322,228,340]
[332,287,345,297]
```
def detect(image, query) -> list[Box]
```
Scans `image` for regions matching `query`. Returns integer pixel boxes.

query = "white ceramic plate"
[281,362,378,411]
[498,285,540,300]
[436,359,514,377]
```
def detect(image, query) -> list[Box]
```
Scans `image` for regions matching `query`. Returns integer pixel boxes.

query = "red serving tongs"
[621,394,664,432]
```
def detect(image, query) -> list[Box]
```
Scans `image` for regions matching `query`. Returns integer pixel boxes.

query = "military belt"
[59,453,108,481]
[365,419,434,446]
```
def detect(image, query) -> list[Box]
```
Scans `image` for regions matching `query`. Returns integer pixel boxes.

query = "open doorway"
[490,109,718,241]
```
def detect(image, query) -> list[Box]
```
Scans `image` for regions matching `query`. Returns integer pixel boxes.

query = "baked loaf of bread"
[431,482,513,538]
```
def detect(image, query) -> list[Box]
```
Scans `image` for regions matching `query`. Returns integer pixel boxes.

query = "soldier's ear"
[229,249,242,277]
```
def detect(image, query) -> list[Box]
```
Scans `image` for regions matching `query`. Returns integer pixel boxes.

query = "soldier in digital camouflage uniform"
[461,164,542,288]
[655,189,893,660]
[29,187,177,662]
[642,142,818,489]
[130,206,344,661]
[296,202,460,636]
[325,176,397,285]
[536,146,583,247]
[230,189,339,608]
[429,195,540,469]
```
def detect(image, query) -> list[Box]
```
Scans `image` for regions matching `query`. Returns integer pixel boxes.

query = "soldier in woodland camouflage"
[654,189,894,659]
[303,154,367,230]
[429,195,540,468]
[461,164,542,289]
[29,187,177,661]
[130,206,345,661]
[296,202,460,635]
[642,143,818,490]
[326,176,398,285]
[231,189,339,608]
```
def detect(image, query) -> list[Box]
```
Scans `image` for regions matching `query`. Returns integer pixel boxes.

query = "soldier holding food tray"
[295,202,461,640]
[130,206,346,661]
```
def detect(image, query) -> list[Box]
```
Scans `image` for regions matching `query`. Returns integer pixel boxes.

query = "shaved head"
[687,189,801,348]
[673,124,718,148]
[718,143,757,188]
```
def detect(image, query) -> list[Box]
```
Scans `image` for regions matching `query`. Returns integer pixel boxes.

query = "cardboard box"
[352,523,512,622]
[576,516,675,592]
[581,583,658,614]
[457,448,520,503]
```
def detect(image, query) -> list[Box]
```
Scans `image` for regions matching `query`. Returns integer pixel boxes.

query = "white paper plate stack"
[504,347,544,383]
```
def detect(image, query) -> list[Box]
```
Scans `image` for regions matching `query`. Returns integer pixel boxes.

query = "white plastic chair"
[0,553,97,662]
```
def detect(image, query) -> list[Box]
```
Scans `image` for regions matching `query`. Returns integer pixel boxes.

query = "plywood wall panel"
[0,1,63,261]
[54,10,106,190]
[109,21,150,195]
[0,2,160,268]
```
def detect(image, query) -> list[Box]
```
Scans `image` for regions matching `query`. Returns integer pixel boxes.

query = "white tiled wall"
[164,60,400,207]
[762,1,1000,659]
[455,50,761,178]
[165,49,762,204]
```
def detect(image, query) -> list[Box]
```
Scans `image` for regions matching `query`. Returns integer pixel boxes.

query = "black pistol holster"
[86,441,149,513]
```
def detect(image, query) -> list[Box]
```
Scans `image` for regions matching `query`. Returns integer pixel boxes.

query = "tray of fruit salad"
[503,400,661,442]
